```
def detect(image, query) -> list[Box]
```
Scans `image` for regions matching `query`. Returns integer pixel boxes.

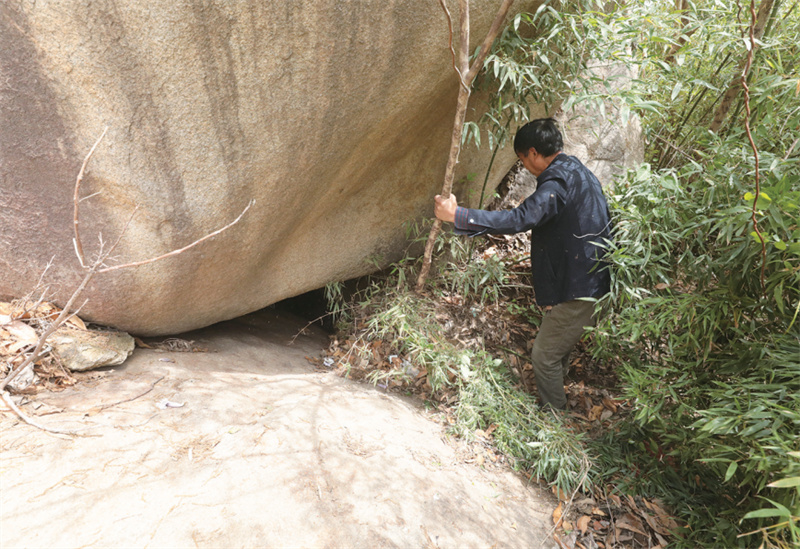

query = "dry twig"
[96,376,165,411]
[73,127,108,268]
[1,392,78,436]
[1,128,253,433]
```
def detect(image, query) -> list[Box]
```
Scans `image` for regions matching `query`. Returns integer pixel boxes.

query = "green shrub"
[593,150,800,546]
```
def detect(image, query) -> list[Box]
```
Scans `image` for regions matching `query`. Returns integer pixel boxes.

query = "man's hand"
[434,194,458,223]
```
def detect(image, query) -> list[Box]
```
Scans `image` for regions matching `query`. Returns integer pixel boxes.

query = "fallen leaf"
[553,502,564,527]
[644,513,672,536]
[588,404,604,421]
[601,397,617,412]
[552,486,569,501]
[5,321,38,345]
[65,315,87,330]
[577,515,591,534]
[617,519,647,536]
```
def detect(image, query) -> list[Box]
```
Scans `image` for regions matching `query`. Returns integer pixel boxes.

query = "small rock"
[7,364,37,392]
[50,328,135,372]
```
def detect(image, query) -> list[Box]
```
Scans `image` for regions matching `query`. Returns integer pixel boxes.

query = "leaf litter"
[1,300,81,392]
[312,231,680,548]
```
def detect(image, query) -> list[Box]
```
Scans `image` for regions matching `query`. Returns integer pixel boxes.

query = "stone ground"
[1,309,556,548]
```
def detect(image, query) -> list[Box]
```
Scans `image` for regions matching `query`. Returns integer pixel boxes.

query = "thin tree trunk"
[709,0,775,133]
[664,0,693,65]
[415,0,514,291]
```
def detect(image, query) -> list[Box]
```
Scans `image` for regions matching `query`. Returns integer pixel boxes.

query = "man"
[433,118,611,410]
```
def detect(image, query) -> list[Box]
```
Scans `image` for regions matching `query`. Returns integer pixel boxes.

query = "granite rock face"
[1,2,641,336]
[560,61,645,187]
[1,1,540,335]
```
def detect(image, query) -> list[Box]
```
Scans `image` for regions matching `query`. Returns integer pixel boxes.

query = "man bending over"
[433,118,612,410]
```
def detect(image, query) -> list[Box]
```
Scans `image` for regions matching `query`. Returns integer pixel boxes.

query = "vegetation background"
[324,1,799,547]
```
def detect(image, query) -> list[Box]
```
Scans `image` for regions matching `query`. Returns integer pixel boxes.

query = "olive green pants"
[531,299,597,410]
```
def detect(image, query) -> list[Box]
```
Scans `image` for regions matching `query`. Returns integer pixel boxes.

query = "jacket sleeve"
[454,180,566,236]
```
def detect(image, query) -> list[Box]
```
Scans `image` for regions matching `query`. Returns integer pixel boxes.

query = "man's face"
[517,148,545,177]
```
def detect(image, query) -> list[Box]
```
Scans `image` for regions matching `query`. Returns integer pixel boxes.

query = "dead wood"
[1,128,253,434]
[1,391,79,437]
[73,127,108,268]
[95,375,165,412]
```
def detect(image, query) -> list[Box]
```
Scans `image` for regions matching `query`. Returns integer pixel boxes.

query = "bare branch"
[99,205,140,269]
[741,0,767,292]
[78,191,102,203]
[98,199,254,273]
[709,0,774,133]
[464,0,515,85]
[1,391,79,436]
[2,130,256,435]
[457,0,470,75]
[437,0,468,90]
[73,127,108,268]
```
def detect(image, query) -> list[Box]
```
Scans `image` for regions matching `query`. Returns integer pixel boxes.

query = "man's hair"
[513,118,563,157]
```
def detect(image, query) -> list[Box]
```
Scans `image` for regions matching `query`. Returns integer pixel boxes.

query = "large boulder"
[560,60,644,187]
[1,1,544,335]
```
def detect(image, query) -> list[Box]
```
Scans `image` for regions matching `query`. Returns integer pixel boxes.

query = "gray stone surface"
[51,327,134,371]
[0,1,539,335]
[1,310,555,548]
[559,61,644,187]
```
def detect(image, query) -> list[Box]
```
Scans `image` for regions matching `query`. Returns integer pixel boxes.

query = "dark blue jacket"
[454,153,611,306]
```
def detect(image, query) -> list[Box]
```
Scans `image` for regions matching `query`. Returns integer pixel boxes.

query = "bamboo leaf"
[767,477,800,488]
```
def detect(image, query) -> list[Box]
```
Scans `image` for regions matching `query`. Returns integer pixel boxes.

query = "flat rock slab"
[0,310,554,548]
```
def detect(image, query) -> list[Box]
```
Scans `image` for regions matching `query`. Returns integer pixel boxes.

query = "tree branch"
[1,391,80,436]
[709,0,774,133]
[98,199,254,273]
[416,0,515,291]
[464,0,515,85]
[741,0,767,292]
[437,0,467,90]
[1,128,254,434]
[73,127,108,268]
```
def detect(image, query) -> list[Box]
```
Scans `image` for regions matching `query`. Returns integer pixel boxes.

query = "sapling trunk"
[415,0,514,292]
[708,0,774,133]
